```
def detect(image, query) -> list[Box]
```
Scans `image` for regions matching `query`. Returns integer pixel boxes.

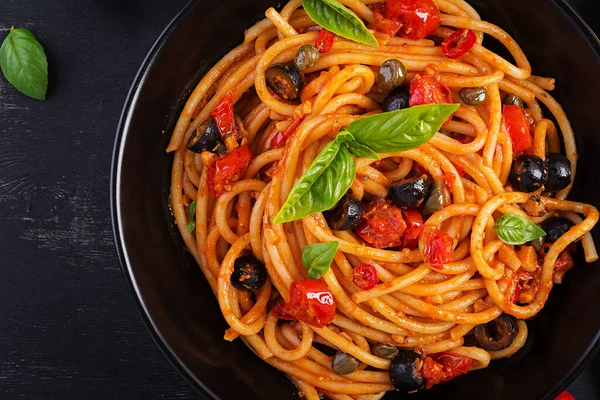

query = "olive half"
[541,217,574,242]
[230,255,268,291]
[187,118,223,154]
[509,154,548,193]
[389,175,431,208]
[422,181,445,216]
[545,153,571,192]
[265,62,304,100]
[381,86,410,113]
[474,314,518,351]
[389,350,425,393]
[326,194,364,231]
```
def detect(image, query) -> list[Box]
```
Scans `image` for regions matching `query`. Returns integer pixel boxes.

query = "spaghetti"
[167,0,599,397]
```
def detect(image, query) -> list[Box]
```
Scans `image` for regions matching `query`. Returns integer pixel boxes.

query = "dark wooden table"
[1,0,599,398]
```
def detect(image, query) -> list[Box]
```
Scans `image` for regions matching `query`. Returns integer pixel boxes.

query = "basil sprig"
[302,0,378,47]
[187,200,197,233]
[302,241,339,279]
[273,104,458,224]
[0,27,48,100]
[494,214,546,245]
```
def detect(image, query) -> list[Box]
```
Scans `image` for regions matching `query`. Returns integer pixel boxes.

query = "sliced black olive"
[545,153,571,191]
[422,181,444,216]
[230,255,267,291]
[389,350,425,393]
[187,118,222,154]
[509,154,548,193]
[381,86,410,113]
[295,44,320,71]
[332,351,360,375]
[372,343,399,360]
[459,87,488,106]
[541,217,574,242]
[504,94,524,108]
[265,63,304,100]
[377,59,407,93]
[389,175,431,208]
[326,195,364,230]
[474,314,518,351]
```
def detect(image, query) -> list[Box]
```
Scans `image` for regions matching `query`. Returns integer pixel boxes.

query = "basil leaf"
[189,200,197,219]
[0,27,48,100]
[348,104,460,152]
[274,139,356,223]
[302,241,339,279]
[337,131,380,160]
[494,214,546,245]
[187,219,196,233]
[302,0,378,47]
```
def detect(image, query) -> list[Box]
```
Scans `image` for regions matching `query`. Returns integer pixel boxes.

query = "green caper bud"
[372,343,399,360]
[504,93,524,108]
[295,44,320,71]
[459,87,488,106]
[377,59,407,93]
[423,181,445,216]
[332,351,360,375]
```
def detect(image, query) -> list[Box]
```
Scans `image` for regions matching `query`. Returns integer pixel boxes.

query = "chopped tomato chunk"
[442,172,456,191]
[369,10,402,37]
[210,93,236,139]
[316,29,335,53]
[503,105,533,153]
[420,227,454,269]
[356,199,406,248]
[282,280,336,328]
[270,117,304,149]
[409,70,452,109]
[423,352,472,389]
[385,0,441,40]
[401,208,424,249]
[207,143,253,196]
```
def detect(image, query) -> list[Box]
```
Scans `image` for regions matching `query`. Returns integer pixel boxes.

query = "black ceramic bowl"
[111,0,600,399]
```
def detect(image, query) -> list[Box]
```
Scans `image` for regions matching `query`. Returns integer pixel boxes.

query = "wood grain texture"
[0,0,599,399]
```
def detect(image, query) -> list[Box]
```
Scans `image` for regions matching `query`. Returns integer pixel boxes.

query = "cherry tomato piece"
[283,280,336,328]
[210,93,236,139]
[420,227,454,269]
[402,209,424,249]
[353,264,379,290]
[207,143,253,197]
[423,352,472,389]
[409,70,452,108]
[272,301,296,321]
[385,0,441,40]
[555,391,575,400]
[369,10,403,37]
[503,104,533,153]
[316,29,335,53]
[270,117,304,149]
[356,199,406,249]
[441,28,477,59]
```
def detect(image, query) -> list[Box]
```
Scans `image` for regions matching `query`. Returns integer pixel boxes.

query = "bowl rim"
[110,1,600,399]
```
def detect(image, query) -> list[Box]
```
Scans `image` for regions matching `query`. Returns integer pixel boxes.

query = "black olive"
[422,181,444,216]
[504,94,524,108]
[541,217,574,242]
[377,59,407,93]
[187,118,222,154]
[265,63,304,100]
[509,154,548,192]
[545,153,571,191]
[372,343,399,360]
[389,175,431,208]
[389,350,425,393]
[381,86,410,113]
[474,315,518,351]
[326,195,364,230]
[230,255,267,291]
[332,351,360,375]
[459,87,488,106]
[295,44,320,71]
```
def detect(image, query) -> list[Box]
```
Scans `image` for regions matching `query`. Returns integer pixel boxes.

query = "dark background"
[1,0,599,398]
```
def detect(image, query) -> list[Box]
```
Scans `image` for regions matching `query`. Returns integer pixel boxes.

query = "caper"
[504,94,524,108]
[459,87,488,106]
[422,181,444,216]
[372,343,399,360]
[295,44,320,71]
[377,59,407,93]
[332,351,360,375]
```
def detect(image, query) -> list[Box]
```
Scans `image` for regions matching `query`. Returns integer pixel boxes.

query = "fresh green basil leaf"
[274,139,356,223]
[0,27,48,100]
[336,131,380,160]
[187,219,196,233]
[189,200,197,219]
[494,214,546,245]
[348,104,460,152]
[302,0,378,47]
[302,241,339,279]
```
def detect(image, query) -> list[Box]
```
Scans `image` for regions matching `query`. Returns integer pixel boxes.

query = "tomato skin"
[420,227,454,269]
[369,10,403,37]
[283,280,336,328]
[270,117,304,149]
[356,199,406,249]
[210,93,236,139]
[402,209,424,249]
[385,0,441,40]
[353,264,379,290]
[423,352,472,389]
[441,28,477,59]
[316,29,335,53]
[272,301,297,321]
[503,105,533,153]
[409,70,452,108]
[207,143,253,197]
[555,391,575,400]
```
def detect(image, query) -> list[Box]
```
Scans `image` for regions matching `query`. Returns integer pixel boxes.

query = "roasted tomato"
[369,10,403,37]
[316,29,335,53]
[385,0,441,40]
[353,263,379,290]
[422,352,472,389]
[420,227,454,269]
[270,117,304,149]
[402,209,424,249]
[271,301,296,321]
[409,70,452,109]
[210,93,236,139]
[207,143,253,196]
[356,199,406,248]
[283,280,336,328]
[503,104,533,153]
[441,28,477,59]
